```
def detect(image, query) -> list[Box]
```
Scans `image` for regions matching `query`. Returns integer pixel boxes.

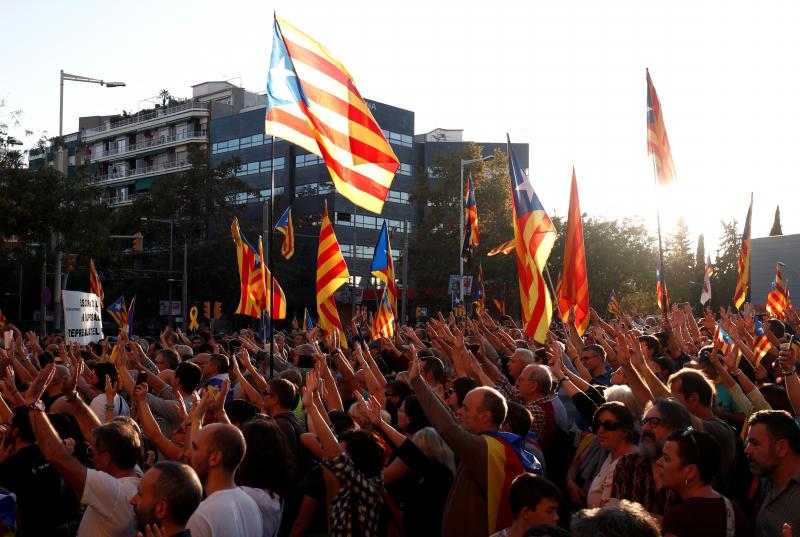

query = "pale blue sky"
[3,0,799,257]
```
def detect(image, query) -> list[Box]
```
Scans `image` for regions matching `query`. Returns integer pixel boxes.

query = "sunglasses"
[593,420,621,432]
[679,426,699,449]
[640,416,663,428]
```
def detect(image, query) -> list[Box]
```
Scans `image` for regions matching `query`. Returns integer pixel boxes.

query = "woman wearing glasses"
[586,401,639,508]
[659,427,751,537]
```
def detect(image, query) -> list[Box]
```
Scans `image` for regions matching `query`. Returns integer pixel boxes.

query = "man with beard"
[609,398,691,517]
[186,423,263,537]
[745,410,800,536]
[130,462,202,537]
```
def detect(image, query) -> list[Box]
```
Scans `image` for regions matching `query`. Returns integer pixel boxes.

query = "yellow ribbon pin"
[189,306,200,331]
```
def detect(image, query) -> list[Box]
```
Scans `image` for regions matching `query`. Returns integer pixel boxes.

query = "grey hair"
[412,427,456,475]
[604,385,644,420]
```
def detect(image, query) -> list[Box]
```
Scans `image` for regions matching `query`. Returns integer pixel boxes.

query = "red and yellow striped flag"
[646,69,677,186]
[766,262,789,320]
[488,239,516,256]
[256,236,287,320]
[89,258,104,308]
[733,194,753,309]
[316,203,349,346]
[558,168,590,336]
[372,289,395,339]
[265,16,400,214]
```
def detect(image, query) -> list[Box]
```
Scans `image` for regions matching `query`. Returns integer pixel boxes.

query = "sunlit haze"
[3,1,799,257]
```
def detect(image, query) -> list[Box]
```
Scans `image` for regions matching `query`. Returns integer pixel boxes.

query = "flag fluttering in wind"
[475,264,486,314]
[89,258,104,308]
[462,173,479,263]
[753,318,774,365]
[275,207,295,260]
[107,296,128,330]
[557,168,589,336]
[303,308,315,332]
[608,290,623,319]
[316,203,349,345]
[733,194,753,310]
[766,262,789,320]
[507,136,556,343]
[371,221,397,314]
[372,289,395,339]
[714,325,735,357]
[488,239,516,256]
[646,69,677,186]
[265,16,400,214]
[231,218,287,319]
[656,260,669,313]
[700,254,714,305]
[493,284,506,315]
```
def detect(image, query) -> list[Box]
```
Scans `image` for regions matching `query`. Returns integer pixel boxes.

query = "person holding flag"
[608,290,623,319]
[766,262,789,320]
[371,221,397,315]
[89,258,104,308]
[372,289,395,339]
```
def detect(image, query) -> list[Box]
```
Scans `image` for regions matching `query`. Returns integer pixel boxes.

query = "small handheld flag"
[656,260,669,313]
[608,290,623,319]
[275,207,295,260]
[303,308,315,332]
[753,318,774,365]
[766,262,789,320]
[89,259,104,308]
[107,297,128,330]
[372,289,395,339]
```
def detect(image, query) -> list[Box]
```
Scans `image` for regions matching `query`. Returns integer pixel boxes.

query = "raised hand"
[104,374,119,403]
[24,364,55,405]
[407,344,419,381]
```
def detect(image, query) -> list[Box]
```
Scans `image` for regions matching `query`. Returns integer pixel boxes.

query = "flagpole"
[652,157,668,320]
[268,136,276,378]
[544,264,565,326]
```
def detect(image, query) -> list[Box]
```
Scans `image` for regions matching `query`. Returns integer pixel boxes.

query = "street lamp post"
[141,217,175,326]
[459,155,494,301]
[54,70,125,333]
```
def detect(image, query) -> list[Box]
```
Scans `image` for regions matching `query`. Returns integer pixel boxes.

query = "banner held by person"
[62,290,104,344]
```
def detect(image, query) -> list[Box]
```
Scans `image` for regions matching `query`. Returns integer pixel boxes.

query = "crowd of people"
[0,302,799,537]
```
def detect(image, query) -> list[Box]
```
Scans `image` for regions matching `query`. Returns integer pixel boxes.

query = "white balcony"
[81,101,209,140]
[94,159,191,186]
[90,130,207,162]
[106,193,138,207]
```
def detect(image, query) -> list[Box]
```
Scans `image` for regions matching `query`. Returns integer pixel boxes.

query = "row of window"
[234,158,286,177]
[340,244,401,260]
[296,182,335,198]
[382,129,413,148]
[336,212,412,232]
[295,154,325,168]
[227,187,286,205]
[212,133,270,154]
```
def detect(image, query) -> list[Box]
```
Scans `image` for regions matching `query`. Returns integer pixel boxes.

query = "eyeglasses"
[593,420,621,432]
[640,416,664,428]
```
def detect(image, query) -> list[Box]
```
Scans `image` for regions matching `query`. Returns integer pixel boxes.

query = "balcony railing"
[94,159,190,185]
[105,194,137,207]
[91,130,207,160]
[82,101,209,137]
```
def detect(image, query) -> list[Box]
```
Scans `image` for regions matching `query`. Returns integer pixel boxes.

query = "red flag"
[557,169,590,336]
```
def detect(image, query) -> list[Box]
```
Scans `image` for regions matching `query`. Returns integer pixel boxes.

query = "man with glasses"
[610,398,691,516]
[579,344,612,386]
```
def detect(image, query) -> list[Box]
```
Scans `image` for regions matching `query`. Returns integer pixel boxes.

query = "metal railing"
[106,193,138,206]
[94,159,190,184]
[92,130,207,159]
[82,101,209,137]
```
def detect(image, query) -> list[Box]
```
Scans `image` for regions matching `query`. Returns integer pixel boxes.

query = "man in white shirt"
[29,370,142,537]
[186,423,263,537]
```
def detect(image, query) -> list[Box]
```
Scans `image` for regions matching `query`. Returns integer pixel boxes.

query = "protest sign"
[62,290,104,344]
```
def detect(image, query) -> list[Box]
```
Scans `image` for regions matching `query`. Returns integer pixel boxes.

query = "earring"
[684,478,690,487]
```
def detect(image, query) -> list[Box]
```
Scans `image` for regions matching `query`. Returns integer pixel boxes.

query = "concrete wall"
[750,234,800,305]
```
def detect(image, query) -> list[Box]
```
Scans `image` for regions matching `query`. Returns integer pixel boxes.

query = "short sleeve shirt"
[78,469,139,537]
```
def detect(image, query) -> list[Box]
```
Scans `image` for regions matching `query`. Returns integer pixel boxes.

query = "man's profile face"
[458,390,485,434]
[188,428,212,483]
[130,468,161,530]
[527,497,559,527]
[745,423,779,476]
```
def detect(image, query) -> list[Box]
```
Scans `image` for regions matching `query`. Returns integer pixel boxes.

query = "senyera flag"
[733,194,753,310]
[488,239,516,256]
[371,221,397,315]
[231,218,287,320]
[265,16,400,214]
[646,69,677,186]
[507,135,556,343]
[89,258,104,308]
[766,262,789,319]
[316,202,349,347]
[275,207,295,260]
[557,168,589,336]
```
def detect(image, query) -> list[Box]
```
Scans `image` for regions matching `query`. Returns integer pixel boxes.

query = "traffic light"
[133,232,143,252]
[64,253,78,273]
[203,301,211,320]
[213,301,222,320]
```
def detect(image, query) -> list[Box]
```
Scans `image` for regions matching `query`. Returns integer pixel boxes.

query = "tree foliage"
[770,205,783,236]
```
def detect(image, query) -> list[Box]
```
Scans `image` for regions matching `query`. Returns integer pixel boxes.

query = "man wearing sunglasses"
[610,398,691,517]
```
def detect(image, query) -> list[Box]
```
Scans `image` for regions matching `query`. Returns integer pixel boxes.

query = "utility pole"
[182,241,188,331]
[402,219,409,325]
[40,251,47,335]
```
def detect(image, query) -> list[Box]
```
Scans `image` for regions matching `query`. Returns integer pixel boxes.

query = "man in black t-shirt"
[0,407,77,536]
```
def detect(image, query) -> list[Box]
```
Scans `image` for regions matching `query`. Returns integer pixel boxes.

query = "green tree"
[663,216,695,304]
[770,206,783,236]
[712,219,741,310]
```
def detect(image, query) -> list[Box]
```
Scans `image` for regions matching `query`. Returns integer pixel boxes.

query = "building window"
[382,129,413,148]
[340,243,401,260]
[234,157,285,177]
[335,212,412,232]
[397,163,412,176]
[386,190,410,204]
[295,153,324,168]
[296,181,334,198]
[212,134,270,154]
[227,186,285,205]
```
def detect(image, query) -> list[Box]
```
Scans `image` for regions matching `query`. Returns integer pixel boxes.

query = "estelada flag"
[507,136,556,343]
[733,194,753,310]
[275,207,295,260]
[371,221,397,315]
[557,168,589,336]
[265,16,399,214]
[107,297,127,330]
[372,288,395,339]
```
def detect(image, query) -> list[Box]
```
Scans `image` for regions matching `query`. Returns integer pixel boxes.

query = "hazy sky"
[3,0,799,258]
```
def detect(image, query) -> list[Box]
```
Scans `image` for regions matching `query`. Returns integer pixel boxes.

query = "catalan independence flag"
[484,431,540,533]
[462,173,479,262]
[275,207,295,260]
[646,69,677,186]
[125,296,136,338]
[303,308,315,332]
[766,262,789,320]
[231,218,287,319]
[316,203,349,345]
[608,290,623,319]
[733,194,753,310]
[493,284,506,315]
[265,16,400,214]
[107,296,127,330]
[753,318,774,365]
[558,168,589,336]
[488,238,516,256]
[714,324,735,358]
[507,137,556,343]
[89,258,104,308]
[256,235,288,320]
[372,289,395,339]
[371,221,397,314]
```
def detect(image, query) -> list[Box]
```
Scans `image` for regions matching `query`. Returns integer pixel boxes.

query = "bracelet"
[104,403,115,410]
[780,369,795,376]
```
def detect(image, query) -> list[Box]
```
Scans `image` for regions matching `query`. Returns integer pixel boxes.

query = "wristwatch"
[27,400,45,413]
